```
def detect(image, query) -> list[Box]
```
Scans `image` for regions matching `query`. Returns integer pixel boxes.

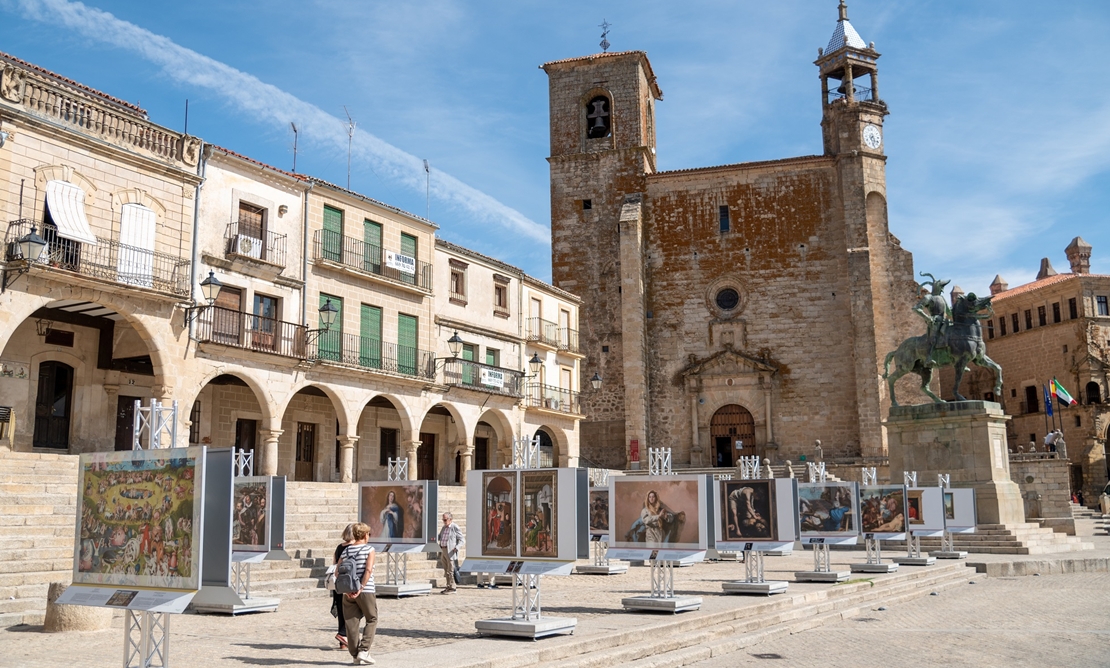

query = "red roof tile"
[992,273,1090,300]
[541,50,663,100]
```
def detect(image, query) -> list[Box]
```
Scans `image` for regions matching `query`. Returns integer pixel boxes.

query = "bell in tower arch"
[586,95,611,139]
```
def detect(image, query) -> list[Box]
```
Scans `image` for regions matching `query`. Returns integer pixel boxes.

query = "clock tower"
[816,0,887,156]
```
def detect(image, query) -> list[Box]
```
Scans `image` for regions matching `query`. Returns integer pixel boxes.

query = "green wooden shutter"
[400,233,417,284]
[322,206,343,261]
[360,304,382,368]
[485,348,497,367]
[461,343,476,385]
[319,293,342,361]
[397,313,417,375]
[363,220,382,273]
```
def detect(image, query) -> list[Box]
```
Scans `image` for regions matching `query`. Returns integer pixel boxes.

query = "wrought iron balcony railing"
[526,317,559,348]
[558,327,580,354]
[442,358,523,397]
[225,220,287,268]
[4,219,189,296]
[307,331,436,379]
[524,383,581,415]
[312,229,433,291]
[192,305,307,358]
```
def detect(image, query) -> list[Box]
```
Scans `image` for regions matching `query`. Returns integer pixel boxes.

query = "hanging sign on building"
[384,251,416,274]
[480,368,505,388]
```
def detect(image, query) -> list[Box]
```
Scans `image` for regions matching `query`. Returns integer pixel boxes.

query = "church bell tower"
[816,0,887,157]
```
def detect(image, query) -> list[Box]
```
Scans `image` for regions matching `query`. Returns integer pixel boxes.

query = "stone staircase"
[1070,502,1110,537]
[893,523,1094,555]
[247,482,469,600]
[454,562,977,668]
[0,451,80,628]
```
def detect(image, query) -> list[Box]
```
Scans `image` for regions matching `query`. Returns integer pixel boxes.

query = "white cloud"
[12,0,550,243]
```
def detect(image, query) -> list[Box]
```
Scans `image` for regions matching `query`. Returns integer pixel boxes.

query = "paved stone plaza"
[3,538,1108,668]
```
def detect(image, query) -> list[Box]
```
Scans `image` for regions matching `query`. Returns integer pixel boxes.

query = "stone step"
[0,597,44,615]
[0,569,71,589]
[0,534,74,549]
[0,556,71,575]
[0,610,45,628]
[531,565,974,668]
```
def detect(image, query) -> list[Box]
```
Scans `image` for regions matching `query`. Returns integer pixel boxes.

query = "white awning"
[45,180,97,245]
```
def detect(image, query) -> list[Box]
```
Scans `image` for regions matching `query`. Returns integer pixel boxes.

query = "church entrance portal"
[710,404,755,467]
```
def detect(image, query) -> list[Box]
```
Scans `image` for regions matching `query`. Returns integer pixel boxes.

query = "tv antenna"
[290,122,298,173]
[343,106,356,189]
[423,160,430,220]
[599,19,611,52]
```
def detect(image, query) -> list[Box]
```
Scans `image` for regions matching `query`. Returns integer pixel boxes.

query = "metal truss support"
[511,573,542,621]
[648,447,673,476]
[744,550,766,583]
[812,543,832,572]
[123,610,170,668]
[649,558,675,599]
[387,457,408,481]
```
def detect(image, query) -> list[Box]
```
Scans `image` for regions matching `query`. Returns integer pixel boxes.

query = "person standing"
[437,511,464,593]
[338,523,377,666]
[331,524,354,650]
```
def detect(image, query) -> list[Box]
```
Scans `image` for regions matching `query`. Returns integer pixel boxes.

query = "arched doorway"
[536,428,555,467]
[1086,381,1101,405]
[710,404,755,467]
[33,361,73,450]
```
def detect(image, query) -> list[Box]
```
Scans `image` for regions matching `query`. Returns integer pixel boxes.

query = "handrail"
[225,220,287,268]
[307,331,436,379]
[442,358,523,397]
[523,383,581,414]
[192,305,307,358]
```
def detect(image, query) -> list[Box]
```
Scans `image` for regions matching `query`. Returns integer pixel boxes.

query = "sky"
[0,0,1107,294]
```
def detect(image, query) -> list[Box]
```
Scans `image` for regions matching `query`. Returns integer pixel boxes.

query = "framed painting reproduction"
[232,476,270,553]
[481,472,517,557]
[719,480,776,541]
[520,471,558,558]
[608,475,707,551]
[797,482,859,538]
[859,485,907,538]
[73,447,207,591]
[359,481,436,545]
[588,487,610,536]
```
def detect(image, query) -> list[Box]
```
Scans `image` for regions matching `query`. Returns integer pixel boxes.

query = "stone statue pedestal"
[886,401,1024,525]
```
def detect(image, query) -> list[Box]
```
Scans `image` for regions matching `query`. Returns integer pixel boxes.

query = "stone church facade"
[544,3,919,469]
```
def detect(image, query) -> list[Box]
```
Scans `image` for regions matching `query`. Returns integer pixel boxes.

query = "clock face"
[863,124,882,149]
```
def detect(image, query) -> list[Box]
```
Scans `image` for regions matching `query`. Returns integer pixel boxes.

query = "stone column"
[688,386,701,466]
[457,438,473,486]
[761,373,774,444]
[338,435,358,483]
[259,429,283,477]
[869,70,879,103]
[844,63,854,102]
[403,439,421,481]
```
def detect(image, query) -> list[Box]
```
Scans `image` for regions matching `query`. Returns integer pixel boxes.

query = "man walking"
[437,512,464,593]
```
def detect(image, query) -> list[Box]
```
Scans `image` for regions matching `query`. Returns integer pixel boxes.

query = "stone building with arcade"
[543,2,919,469]
[0,50,583,484]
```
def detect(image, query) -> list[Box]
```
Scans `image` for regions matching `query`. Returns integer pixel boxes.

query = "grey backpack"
[334,556,359,594]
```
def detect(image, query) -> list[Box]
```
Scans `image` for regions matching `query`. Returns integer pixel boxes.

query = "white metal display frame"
[932,473,970,559]
[621,448,704,613]
[793,465,850,583]
[850,473,900,574]
[474,436,577,638]
[376,458,433,597]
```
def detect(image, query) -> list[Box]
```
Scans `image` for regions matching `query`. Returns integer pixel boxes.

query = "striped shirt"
[341,543,375,594]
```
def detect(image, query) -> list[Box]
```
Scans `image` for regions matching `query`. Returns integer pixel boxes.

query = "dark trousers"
[341,590,378,658]
[333,591,346,637]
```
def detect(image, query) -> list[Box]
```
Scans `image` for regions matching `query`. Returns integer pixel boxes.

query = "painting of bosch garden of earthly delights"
[74,447,207,591]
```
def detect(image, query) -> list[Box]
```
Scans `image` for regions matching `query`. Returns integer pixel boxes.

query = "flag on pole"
[1051,378,1078,406]
[1042,384,1053,416]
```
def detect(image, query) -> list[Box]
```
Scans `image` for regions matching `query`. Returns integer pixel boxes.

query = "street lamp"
[527,352,543,377]
[1,225,47,292]
[184,270,224,325]
[448,331,463,358]
[590,372,603,390]
[306,298,340,346]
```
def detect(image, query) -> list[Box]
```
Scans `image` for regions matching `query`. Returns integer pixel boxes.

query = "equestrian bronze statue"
[883,274,1003,406]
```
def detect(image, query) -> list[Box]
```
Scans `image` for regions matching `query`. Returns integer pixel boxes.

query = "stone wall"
[1009,454,1075,534]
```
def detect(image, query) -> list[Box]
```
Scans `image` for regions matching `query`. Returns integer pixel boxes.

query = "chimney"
[989,275,1008,295]
[1065,236,1092,274]
[1036,258,1058,280]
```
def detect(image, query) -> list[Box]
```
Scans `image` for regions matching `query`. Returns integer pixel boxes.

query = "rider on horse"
[913,273,951,367]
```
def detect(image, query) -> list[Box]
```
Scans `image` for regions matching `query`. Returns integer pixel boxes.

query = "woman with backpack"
[331,524,354,649]
[336,522,377,665]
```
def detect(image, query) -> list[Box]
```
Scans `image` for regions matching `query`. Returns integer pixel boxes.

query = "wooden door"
[252,294,278,351]
[363,220,382,273]
[114,395,141,451]
[295,422,316,482]
[33,361,72,450]
[474,436,489,470]
[418,432,436,481]
[213,286,243,345]
[235,419,258,456]
[710,404,756,466]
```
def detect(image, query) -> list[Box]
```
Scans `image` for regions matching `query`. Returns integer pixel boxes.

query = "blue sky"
[1,0,1107,294]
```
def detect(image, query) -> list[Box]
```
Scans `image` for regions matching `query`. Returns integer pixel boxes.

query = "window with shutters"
[322,206,344,262]
[1053,302,1061,323]
[1069,298,1078,319]
[363,219,382,273]
[485,348,500,367]
[1011,313,1020,333]
[400,233,417,284]
[360,304,382,369]
[1024,310,1033,330]
[1038,305,1046,327]
[319,293,343,361]
[397,313,418,375]
[493,274,511,318]
[188,401,201,444]
[461,343,477,385]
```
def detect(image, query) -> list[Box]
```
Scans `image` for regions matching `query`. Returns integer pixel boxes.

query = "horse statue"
[883,290,1003,406]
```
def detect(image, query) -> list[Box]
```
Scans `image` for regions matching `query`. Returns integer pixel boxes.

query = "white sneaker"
[355,651,375,665]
